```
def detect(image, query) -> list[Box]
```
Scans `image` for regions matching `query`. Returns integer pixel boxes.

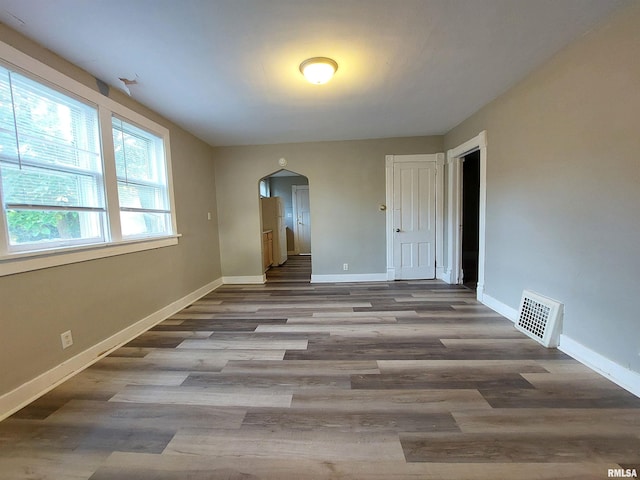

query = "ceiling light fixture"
[299,57,338,85]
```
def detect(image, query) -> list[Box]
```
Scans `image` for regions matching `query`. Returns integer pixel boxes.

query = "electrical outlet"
[207,212,212,221]
[343,263,349,271]
[60,330,73,349]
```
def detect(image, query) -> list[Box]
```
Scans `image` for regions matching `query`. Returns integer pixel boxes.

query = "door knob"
[395,228,400,233]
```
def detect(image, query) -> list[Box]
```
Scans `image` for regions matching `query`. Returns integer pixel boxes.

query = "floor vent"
[516,290,563,348]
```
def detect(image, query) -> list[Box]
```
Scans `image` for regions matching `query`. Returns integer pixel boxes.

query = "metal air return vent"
[516,290,563,348]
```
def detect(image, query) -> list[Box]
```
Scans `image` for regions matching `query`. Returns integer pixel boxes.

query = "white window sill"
[0,235,181,277]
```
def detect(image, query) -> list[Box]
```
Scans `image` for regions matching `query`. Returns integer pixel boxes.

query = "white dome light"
[299,57,338,85]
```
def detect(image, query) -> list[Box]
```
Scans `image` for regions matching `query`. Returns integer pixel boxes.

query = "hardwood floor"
[266,254,311,283]
[1,255,639,479]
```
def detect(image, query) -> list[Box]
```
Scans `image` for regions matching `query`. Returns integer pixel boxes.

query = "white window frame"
[0,40,179,277]
[0,68,108,253]
[111,115,173,239]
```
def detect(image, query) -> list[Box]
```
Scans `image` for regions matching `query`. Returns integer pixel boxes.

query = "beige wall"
[214,136,443,278]
[0,25,221,396]
[444,3,640,372]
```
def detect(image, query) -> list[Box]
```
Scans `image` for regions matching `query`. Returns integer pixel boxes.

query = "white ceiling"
[0,0,628,147]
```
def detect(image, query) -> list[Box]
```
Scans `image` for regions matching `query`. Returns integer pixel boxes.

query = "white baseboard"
[436,266,446,281]
[222,275,265,284]
[481,292,518,322]
[481,292,640,399]
[559,335,640,398]
[441,268,454,284]
[311,273,388,283]
[0,277,223,421]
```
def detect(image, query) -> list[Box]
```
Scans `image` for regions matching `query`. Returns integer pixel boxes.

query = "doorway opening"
[258,169,311,283]
[461,150,480,290]
[445,130,487,300]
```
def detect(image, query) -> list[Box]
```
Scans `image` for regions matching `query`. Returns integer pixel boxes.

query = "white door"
[392,159,437,279]
[292,185,311,254]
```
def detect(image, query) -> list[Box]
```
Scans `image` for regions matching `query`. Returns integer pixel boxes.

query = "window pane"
[1,162,103,208]
[120,211,169,237]
[117,182,167,211]
[0,70,18,162]
[6,208,103,246]
[0,127,18,161]
[1,70,101,171]
[112,116,171,238]
[112,118,166,184]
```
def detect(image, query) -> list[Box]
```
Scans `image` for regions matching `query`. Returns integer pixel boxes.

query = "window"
[0,67,106,251]
[112,117,170,238]
[0,40,178,276]
[259,178,270,198]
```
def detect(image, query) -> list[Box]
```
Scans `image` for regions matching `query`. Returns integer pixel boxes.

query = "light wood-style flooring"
[1,255,639,479]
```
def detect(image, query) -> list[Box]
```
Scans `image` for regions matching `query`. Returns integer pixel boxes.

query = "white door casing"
[292,185,311,254]
[445,131,487,301]
[385,154,444,280]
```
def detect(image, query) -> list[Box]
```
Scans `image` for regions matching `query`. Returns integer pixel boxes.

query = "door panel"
[293,186,311,254]
[393,160,436,279]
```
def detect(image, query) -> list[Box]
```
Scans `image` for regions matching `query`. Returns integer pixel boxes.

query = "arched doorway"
[258,169,311,282]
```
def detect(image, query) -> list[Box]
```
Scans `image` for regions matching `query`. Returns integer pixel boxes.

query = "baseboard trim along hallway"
[0,277,223,421]
[480,292,640,398]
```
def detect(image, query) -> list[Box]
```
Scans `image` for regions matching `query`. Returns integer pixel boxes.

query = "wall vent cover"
[516,290,563,348]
